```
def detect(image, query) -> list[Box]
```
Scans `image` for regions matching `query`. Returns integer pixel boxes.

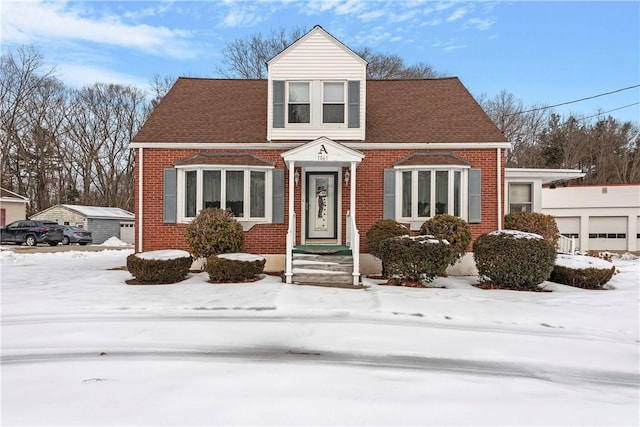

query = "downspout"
[137,147,143,252]
[497,148,502,230]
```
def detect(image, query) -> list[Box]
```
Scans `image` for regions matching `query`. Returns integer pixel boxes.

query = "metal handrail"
[346,211,360,286]
[285,212,296,283]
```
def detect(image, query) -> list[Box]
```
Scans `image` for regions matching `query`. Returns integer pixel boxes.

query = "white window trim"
[286,81,311,126]
[175,165,273,223]
[507,182,534,214]
[394,166,469,227]
[321,81,346,126]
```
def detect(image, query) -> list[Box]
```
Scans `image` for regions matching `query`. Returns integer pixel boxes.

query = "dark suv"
[0,220,64,246]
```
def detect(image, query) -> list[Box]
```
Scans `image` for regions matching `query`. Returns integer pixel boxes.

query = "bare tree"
[217,27,307,79]
[217,27,446,80]
[356,47,445,79]
[65,83,146,211]
[478,90,549,167]
[148,73,176,110]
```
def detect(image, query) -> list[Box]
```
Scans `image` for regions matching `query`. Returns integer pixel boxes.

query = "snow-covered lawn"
[1,248,639,426]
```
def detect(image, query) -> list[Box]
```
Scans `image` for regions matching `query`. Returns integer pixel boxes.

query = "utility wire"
[506,84,640,116]
[575,102,640,122]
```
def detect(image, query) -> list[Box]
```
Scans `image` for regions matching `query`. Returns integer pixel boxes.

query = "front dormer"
[267,26,367,141]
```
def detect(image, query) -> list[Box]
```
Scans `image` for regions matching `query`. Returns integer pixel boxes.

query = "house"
[505,170,639,253]
[0,188,29,226]
[130,26,510,285]
[30,204,135,245]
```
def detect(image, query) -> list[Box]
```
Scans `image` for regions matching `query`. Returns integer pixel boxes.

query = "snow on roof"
[62,204,134,219]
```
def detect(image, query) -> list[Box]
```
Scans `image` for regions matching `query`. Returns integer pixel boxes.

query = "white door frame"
[301,166,342,244]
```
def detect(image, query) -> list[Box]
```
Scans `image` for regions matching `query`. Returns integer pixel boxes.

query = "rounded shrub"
[378,235,453,285]
[206,253,266,283]
[420,214,472,265]
[365,219,409,276]
[127,250,192,284]
[550,254,616,289]
[473,230,556,290]
[185,208,244,262]
[504,211,560,247]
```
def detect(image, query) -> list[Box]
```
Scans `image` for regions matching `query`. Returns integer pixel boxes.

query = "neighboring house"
[130,26,510,284]
[505,170,639,253]
[0,188,29,226]
[30,204,135,245]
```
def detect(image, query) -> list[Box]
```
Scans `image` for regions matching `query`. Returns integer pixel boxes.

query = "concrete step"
[292,253,355,286]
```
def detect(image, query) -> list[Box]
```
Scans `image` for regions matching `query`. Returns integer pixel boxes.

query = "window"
[323,82,345,123]
[179,167,271,221]
[398,168,468,221]
[509,183,532,213]
[288,82,310,124]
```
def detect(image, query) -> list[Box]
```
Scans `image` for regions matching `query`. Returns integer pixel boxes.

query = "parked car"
[0,220,64,246]
[61,225,92,245]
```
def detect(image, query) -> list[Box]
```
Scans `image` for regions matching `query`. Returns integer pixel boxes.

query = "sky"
[1,246,639,425]
[1,0,639,124]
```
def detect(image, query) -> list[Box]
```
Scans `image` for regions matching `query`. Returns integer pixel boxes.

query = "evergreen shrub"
[206,253,266,283]
[504,211,560,247]
[365,219,409,276]
[473,230,556,290]
[550,255,615,289]
[378,235,453,285]
[127,250,192,284]
[185,208,244,263]
[420,214,472,265]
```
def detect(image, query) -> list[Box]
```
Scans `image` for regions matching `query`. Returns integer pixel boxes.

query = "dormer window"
[323,82,345,124]
[288,82,310,124]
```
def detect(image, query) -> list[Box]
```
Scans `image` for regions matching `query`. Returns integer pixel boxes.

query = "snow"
[556,253,615,270]
[1,248,639,426]
[62,204,134,219]
[100,236,131,247]
[134,249,191,261]
[217,252,265,262]
[490,229,543,239]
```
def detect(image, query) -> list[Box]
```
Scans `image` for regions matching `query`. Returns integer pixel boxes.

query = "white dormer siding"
[267,26,367,142]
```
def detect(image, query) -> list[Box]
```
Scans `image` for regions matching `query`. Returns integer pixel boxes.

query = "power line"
[506,84,640,116]
[576,102,640,122]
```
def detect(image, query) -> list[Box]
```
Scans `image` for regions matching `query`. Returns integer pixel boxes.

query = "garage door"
[555,217,580,250]
[589,216,627,251]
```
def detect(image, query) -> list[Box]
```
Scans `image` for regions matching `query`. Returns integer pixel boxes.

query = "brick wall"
[135,147,504,253]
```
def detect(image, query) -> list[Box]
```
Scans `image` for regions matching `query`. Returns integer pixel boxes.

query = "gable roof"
[132,77,507,145]
[1,188,29,202]
[267,25,367,68]
[33,204,134,220]
[61,205,134,220]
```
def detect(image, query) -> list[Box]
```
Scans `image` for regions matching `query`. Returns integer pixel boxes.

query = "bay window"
[398,168,468,221]
[179,167,271,221]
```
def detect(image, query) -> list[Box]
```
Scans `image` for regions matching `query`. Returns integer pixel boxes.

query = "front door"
[305,172,338,240]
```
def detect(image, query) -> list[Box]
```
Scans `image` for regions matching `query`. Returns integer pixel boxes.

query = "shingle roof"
[132,77,507,144]
[394,153,471,167]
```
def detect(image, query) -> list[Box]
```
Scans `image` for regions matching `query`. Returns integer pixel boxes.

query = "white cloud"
[467,18,495,31]
[55,62,150,89]
[1,0,195,59]
[446,6,471,23]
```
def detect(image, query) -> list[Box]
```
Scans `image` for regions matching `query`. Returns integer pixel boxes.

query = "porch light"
[294,169,300,186]
[344,169,350,185]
